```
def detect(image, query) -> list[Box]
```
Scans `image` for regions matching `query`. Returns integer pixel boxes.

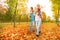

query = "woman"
[35,4,42,37]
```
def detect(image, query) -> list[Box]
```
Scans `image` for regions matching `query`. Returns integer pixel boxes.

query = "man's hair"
[30,7,34,12]
[31,7,33,10]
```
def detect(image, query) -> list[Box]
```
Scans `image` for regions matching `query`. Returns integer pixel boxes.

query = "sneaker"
[36,35,39,37]
[39,31,41,33]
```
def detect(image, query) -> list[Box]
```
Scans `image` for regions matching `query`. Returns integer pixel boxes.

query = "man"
[30,7,35,32]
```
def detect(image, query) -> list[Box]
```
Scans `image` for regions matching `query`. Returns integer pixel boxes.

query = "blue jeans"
[35,19,41,35]
[30,21,35,32]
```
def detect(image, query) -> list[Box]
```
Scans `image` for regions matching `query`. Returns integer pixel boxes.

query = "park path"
[0,23,60,40]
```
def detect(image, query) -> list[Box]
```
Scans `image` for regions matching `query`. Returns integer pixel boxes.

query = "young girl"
[35,12,42,36]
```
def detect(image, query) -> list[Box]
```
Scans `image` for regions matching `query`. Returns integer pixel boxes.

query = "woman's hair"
[36,4,41,12]
[37,4,40,8]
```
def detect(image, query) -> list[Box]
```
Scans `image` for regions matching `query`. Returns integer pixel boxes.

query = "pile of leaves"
[0,23,60,40]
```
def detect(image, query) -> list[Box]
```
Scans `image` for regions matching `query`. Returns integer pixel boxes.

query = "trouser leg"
[30,21,33,32]
[36,21,39,35]
[36,20,41,35]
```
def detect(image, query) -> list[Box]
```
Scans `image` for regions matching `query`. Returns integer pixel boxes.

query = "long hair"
[36,4,41,12]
